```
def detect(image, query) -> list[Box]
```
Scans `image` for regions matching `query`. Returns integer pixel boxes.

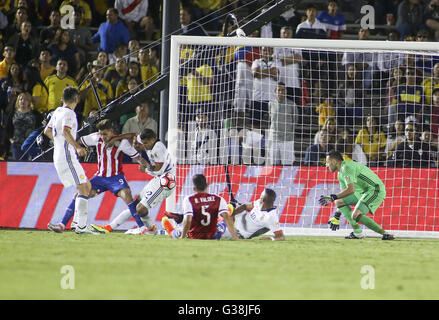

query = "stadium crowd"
[0,0,437,169]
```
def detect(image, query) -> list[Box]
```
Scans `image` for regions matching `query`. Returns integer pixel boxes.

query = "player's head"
[139,128,157,150]
[96,119,118,143]
[192,174,208,192]
[326,149,344,172]
[261,188,276,207]
[62,87,80,108]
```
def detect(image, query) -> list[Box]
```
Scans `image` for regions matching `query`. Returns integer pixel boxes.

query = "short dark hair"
[263,188,276,205]
[96,119,116,132]
[327,149,344,162]
[193,174,208,191]
[140,128,156,140]
[62,87,79,104]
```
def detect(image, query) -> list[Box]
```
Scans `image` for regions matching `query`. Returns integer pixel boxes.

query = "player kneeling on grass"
[162,174,241,240]
[48,119,150,233]
[92,128,176,235]
[320,149,394,240]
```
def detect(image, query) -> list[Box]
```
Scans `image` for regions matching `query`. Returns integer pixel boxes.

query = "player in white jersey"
[222,188,285,241]
[44,87,94,234]
[92,128,176,235]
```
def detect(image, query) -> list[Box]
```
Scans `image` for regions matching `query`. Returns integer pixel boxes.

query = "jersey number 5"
[200,205,211,226]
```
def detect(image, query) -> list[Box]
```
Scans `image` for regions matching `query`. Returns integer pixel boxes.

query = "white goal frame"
[168,35,439,239]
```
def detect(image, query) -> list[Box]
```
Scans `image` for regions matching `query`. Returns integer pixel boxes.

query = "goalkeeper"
[320,150,394,240]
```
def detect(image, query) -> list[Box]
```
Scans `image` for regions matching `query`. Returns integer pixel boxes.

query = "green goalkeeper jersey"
[338,161,386,197]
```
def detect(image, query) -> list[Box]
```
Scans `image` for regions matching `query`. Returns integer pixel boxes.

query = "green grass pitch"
[1,229,439,300]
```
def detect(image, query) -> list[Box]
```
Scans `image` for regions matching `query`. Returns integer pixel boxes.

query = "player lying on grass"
[161,174,240,240]
[320,149,395,240]
[47,119,153,234]
[91,128,176,235]
[163,186,285,241]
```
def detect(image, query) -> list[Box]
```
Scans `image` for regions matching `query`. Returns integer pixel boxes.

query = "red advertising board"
[1,162,438,232]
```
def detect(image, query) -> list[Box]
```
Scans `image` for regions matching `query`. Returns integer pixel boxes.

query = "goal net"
[167,35,439,239]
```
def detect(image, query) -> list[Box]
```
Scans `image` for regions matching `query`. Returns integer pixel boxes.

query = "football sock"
[128,200,144,228]
[110,209,132,229]
[75,195,88,230]
[358,214,385,235]
[61,198,76,227]
[338,205,362,234]
[140,213,154,228]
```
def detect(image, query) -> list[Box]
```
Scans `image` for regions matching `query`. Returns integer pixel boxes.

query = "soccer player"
[92,128,176,235]
[47,119,150,233]
[320,149,395,240]
[43,87,93,234]
[161,174,240,240]
[222,188,285,241]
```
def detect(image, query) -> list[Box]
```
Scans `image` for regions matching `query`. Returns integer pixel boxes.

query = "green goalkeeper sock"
[338,205,362,234]
[357,214,385,235]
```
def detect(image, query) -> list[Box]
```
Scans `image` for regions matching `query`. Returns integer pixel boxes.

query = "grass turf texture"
[1,229,439,300]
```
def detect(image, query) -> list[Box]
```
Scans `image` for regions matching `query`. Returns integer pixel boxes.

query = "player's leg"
[352,193,394,240]
[334,194,364,238]
[74,180,92,233]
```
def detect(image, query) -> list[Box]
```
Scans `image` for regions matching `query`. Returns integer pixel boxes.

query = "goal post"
[168,34,439,239]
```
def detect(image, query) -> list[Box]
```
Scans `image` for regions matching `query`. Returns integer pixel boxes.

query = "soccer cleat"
[161,217,175,235]
[70,221,77,231]
[345,231,364,239]
[75,226,99,235]
[140,224,157,235]
[164,211,183,224]
[90,224,112,234]
[382,233,395,240]
[227,204,234,216]
[48,223,64,233]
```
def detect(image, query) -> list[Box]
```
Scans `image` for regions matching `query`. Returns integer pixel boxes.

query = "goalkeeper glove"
[328,211,342,231]
[319,194,338,206]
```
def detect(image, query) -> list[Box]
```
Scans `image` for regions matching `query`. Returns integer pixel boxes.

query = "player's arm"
[63,127,86,157]
[180,214,192,239]
[43,126,53,140]
[108,132,137,147]
[230,202,253,217]
[319,183,355,206]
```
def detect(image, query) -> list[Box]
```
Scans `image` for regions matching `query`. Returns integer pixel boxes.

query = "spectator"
[69,6,95,67]
[127,60,142,84]
[7,92,37,160]
[241,125,266,165]
[251,46,280,127]
[395,0,425,40]
[92,8,130,62]
[341,28,377,89]
[316,95,335,128]
[7,20,39,67]
[104,57,128,93]
[48,28,81,79]
[39,9,61,46]
[0,62,25,114]
[317,0,347,39]
[314,117,338,145]
[420,127,438,153]
[60,0,92,27]
[114,0,149,39]
[391,67,425,125]
[422,87,439,137]
[180,6,209,36]
[80,60,113,118]
[295,4,327,39]
[44,58,78,111]
[272,26,302,105]
[0,45,16,80]
[385,119,406,159]
[335,127,367,165]
[38,48,55,82]
[266,82,298,165]
[116,73,139,100]
[4,6,29,40]
[187,107,218,164]
[422,62,439,106]
[336,63,364,126]
[425,0,439,41]
[385,66,405,118]
[391,122,436,168]
[128,39,140,62]
[96,50,110,73]
[304,128,334,166]
[355,116,387,163]
[138,47,159,86]
[139,16,160,41]
[232,31,260,114]
[122,101,157,135]
[23,65,48,116]
[109,42,128,65]
[376,31,404,77]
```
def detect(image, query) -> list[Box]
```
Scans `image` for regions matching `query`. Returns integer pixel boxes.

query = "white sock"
[75,196,88,230]
[110,209,132,229]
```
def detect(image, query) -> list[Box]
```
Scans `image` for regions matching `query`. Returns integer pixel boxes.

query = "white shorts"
[139,174,175,209]
[54,160,88,187]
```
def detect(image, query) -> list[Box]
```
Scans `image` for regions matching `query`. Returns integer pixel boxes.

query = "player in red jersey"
[162,174,240,240]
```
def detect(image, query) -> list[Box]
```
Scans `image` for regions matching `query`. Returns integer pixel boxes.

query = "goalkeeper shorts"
[342,191,385,215]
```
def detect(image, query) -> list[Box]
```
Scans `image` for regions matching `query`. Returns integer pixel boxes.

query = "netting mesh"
[171,38,439,236]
